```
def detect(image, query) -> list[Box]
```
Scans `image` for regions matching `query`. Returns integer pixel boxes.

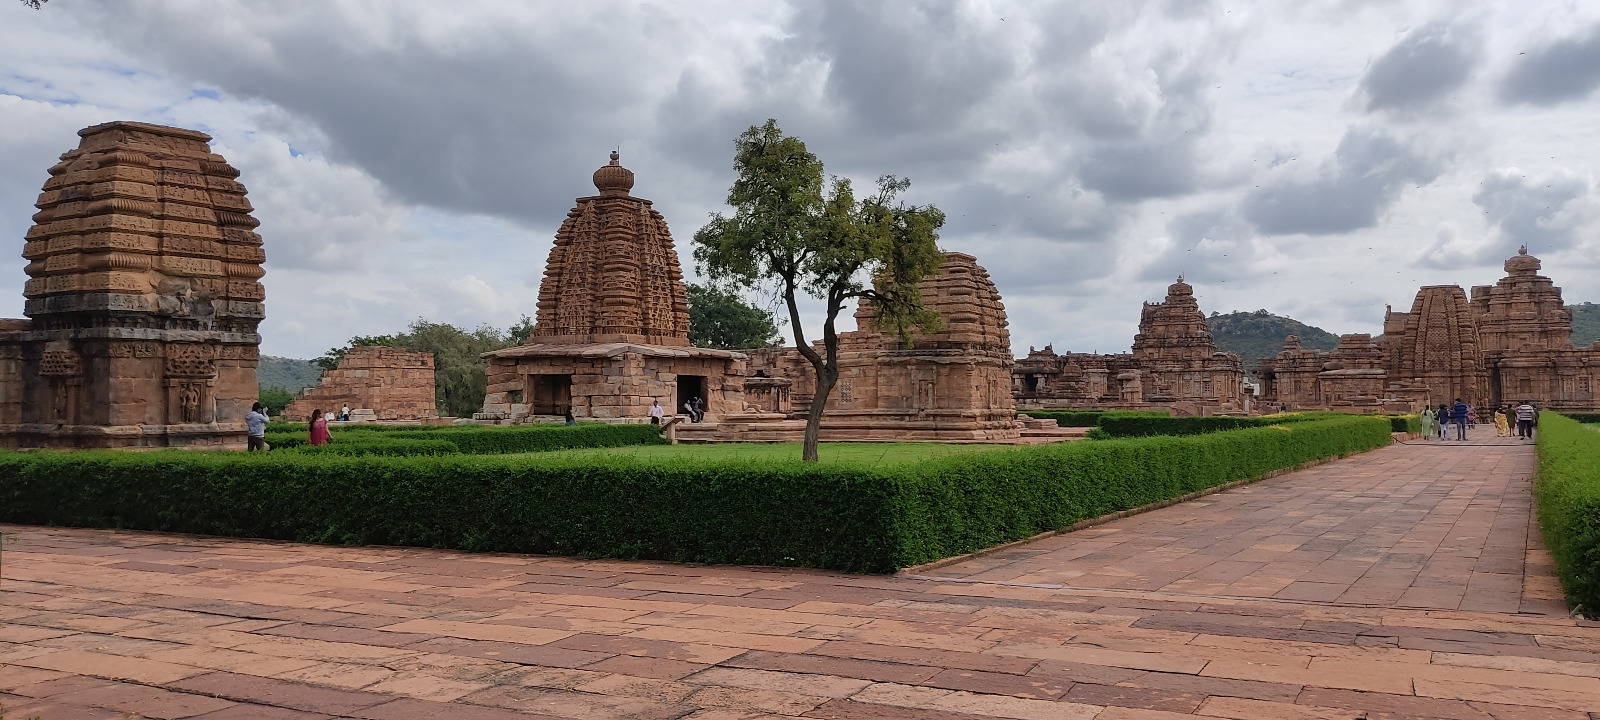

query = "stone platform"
[2,428,1596,718]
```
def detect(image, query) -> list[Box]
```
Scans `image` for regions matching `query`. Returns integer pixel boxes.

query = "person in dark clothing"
[1452,398,1469,440]
[1436,404,1450,439]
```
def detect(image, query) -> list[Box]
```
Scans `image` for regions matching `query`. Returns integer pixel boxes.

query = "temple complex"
[282,346,437,421]
[478,153,744,423]
[0,122,265,449]
[1012,278,1249,415]
[692,252,1024,441]
[1257,248,1600,412]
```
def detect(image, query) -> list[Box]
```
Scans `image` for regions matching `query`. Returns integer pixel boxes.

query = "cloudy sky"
[2,0,1598,359]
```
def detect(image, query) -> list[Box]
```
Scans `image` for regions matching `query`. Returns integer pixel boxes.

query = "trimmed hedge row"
[1018,410,1167,428]
[1562,412,1600,424]
[1533,413,1600,616]
[1094,413,1326,438]
[263,423,665,454]
[280,438,462,457]
[0,415,1391,573]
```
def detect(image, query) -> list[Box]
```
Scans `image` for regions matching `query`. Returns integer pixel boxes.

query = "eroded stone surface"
[0,121,265,448]
[282,346,437,422]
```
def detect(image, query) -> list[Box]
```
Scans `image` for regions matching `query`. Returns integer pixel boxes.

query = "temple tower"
[1386,285,1487,404]
[0,121,265,448]
[1471,246,1573,354]
[1133,277,1220,364]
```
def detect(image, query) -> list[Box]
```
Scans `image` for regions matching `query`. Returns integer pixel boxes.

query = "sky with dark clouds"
[2,0,1597,359]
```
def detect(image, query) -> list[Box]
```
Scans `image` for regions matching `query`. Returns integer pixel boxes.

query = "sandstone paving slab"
[3,435,1598,718]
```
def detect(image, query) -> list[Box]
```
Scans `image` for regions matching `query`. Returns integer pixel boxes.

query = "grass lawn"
[542,442,1020,467]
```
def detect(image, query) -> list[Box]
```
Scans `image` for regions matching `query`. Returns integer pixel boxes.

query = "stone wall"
[282,346,436,421]
[0,122,264,448]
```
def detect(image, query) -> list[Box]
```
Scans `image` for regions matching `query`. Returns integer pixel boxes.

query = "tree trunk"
[803,366,837,462]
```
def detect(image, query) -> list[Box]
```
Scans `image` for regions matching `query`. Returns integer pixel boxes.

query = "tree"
[693,119,945,462]
[257,387,295,415]
[686,283,781,349]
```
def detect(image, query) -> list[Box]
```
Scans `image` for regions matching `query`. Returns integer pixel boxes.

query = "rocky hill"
[1208,310,1341,372]
[1571,303,1600,347]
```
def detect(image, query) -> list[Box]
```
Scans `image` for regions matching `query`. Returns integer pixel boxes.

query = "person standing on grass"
[649,399,664,425]
[308,408,331,446]
[245,402,270,451]
[1452,398,1469,440]
[1515,400,1537,440]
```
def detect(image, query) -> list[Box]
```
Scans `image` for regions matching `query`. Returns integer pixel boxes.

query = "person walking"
[649,399,664,426]
[1418,407,1435,440]
[1515,400,1537,440]
[1494,407,1510,437]
[1436,404,1450,439]
[1452,398,1469,440]
[245,402,270,451]
[308,408,331,446]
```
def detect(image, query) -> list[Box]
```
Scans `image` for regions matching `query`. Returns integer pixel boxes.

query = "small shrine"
[478,153,744,423]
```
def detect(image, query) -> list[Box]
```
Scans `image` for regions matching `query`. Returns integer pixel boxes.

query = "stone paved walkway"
[3,430,1599,719]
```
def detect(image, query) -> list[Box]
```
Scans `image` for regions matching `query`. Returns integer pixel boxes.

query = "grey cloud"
[1242,127,1442,236]
[1498,24,1600,105]
[1139,208,1257,285]
[1472,168,1590,252]
[1357,23,1479,113]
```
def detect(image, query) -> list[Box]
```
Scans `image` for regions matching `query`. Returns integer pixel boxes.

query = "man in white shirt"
[245,402,270,451]
[649,399,664,425]
[1515,401,1537,440]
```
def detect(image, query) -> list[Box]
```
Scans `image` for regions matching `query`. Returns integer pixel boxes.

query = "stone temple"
[1012,277,1249,416]
[0,122,265,448]
[478,153,744,423]
[283,346,437,422]
[1257,247,1600,412]
[722,252,1022,441]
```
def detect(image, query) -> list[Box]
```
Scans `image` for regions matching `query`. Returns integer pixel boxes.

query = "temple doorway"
[530,374,571,415]
[676,375,706,416]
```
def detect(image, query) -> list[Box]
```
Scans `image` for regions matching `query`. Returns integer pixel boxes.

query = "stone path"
[3,430,1598,719]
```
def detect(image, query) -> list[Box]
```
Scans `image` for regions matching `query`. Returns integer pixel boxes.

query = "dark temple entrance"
[530,374,572,415]
[676,375,706,416]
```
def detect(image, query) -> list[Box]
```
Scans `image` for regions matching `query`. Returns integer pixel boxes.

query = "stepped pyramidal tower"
[0,121,265,448]
[480,152,744,423]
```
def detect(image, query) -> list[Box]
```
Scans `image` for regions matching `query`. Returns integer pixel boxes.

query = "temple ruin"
[1012,277,1249,415]
[1257,248,1600,412]
[685,252,1026,442]
[282,346,437,421]
[478,152,744,423]
[0,122,265,448]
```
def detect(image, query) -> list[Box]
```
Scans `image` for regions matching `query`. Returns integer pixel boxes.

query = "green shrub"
[280,438,461,457]
[0,416,1390,573]
[1095,413,1326,437]
[1533,413,1600,616]
[1019,410,1167,428]
[1563,412,1600,424]
[1385,415,1420,434]
[263,423,664,454]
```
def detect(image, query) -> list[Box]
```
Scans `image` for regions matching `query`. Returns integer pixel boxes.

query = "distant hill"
[258,356,322,392]
[1572,303,1600,347]
[1208,310,1341,373]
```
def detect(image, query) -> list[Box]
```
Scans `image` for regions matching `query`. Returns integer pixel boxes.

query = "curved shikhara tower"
[481,153,742,423]
[0,121,265,448]
[529,151,690,345]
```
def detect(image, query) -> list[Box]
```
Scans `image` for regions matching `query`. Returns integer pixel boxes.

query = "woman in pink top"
[308,408,331,446]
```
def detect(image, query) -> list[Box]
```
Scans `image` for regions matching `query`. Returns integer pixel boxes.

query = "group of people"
[242,402,335,452]
[1418,399,1538,441]
[645,397,706,424]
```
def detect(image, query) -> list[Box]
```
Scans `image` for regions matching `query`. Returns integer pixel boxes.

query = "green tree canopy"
[316,315,534,418]
[686,283,781,350]
[693,119,945,461]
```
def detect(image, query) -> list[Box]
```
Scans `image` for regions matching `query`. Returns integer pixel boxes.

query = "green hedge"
[1095,413,1327,437]
[279,438,461,457]
[1562,412,1600,424]
[263,423,664,454]
[0,416,1390,573]
[1018,410,1167,428]
[1386,415,1421,434]
[1533,413,1600,616]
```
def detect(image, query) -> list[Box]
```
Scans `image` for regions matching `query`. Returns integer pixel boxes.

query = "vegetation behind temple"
[1533,413,1600,616]
[1571,302,1600,348]
[268,290,781,417]
[1208,310,1339,374]
[0,415,1389,573]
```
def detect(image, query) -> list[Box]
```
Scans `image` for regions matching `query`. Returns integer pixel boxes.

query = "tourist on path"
[649,400,664,425]
[1515,400,1537,440]
[1452,398,1469,440]
[245,402,270,451]
[341,404,350,422]
[308,408,331,446]
[1494,407,1510,437]
[1419,408,1435,440]
[1436,404,1450,439]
